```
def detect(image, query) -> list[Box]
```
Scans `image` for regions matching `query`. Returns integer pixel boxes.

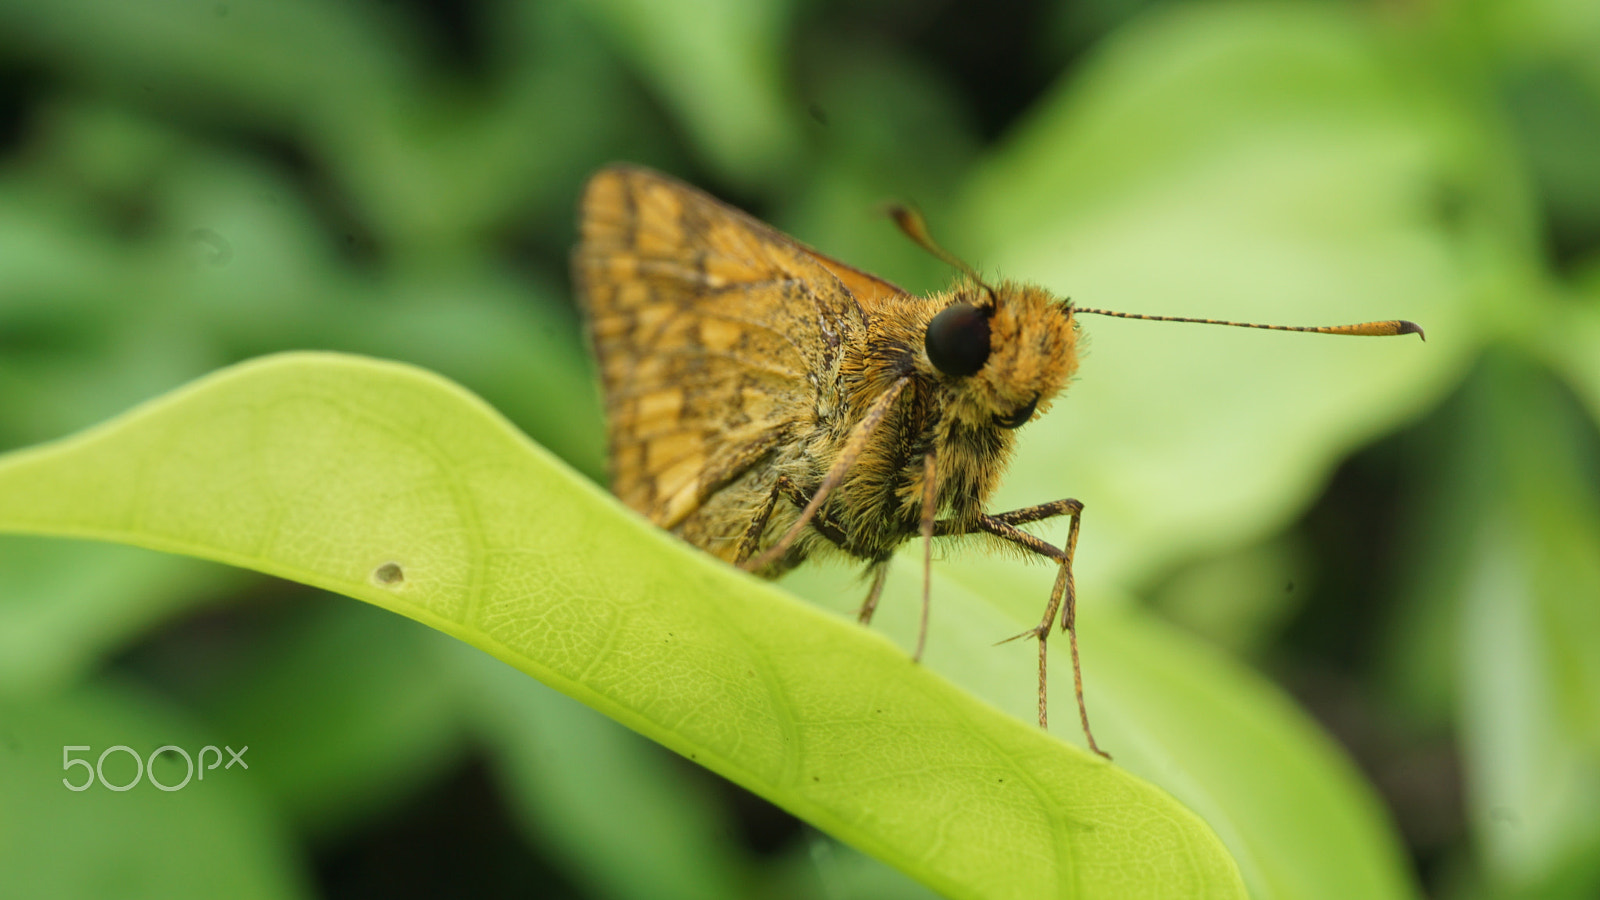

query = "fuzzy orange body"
[573,165,1079,575]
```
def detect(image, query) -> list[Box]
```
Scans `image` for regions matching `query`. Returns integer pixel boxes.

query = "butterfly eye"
[925,302,991,377]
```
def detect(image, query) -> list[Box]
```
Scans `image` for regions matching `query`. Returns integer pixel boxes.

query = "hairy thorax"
[804,280,1082,564]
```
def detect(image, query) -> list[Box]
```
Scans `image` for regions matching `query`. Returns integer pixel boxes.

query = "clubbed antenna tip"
[884,203,986,291]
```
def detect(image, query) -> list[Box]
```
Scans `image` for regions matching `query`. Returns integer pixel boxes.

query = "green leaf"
[1452,356,1600,895]
[0,353,1244,900]
[574,0,802,184]
[1547,291,1600,425]
[448,642,751,900]
[785,562,1418,900]
[957,1,1482,591]
[0,0,407,130]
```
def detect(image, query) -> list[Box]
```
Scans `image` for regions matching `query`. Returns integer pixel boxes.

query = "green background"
[2,0,1598,897]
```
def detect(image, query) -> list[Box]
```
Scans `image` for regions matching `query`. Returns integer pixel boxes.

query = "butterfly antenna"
[887,204,998,309]
[1072,307,1425,341]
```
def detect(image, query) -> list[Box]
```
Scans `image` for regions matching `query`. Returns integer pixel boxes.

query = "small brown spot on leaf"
[372,561,405,586]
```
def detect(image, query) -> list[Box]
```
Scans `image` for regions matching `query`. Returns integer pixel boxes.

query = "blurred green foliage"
[1,0,1598,898]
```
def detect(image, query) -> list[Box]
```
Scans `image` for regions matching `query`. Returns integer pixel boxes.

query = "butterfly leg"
[743,377,911,572]
[738,474,855,569]
[963,502,1107,758]
[772,478,841,540]
[984,498,1084,528]
[770,463,929,662]
[734,478,785,566]
[849,451,935,659]
[929,498,1080,538]
[771,481,892,627]
[857,564,889,624]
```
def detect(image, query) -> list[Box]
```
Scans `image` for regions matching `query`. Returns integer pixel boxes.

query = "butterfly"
[572,163,1421,757]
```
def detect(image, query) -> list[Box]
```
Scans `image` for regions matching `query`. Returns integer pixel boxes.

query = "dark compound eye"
[925,302,991,377]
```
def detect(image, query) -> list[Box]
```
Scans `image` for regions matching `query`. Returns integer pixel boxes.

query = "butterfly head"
[924,280,1080,430]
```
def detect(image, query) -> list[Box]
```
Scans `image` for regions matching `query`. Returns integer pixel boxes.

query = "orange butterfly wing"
[573,164,907,532]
